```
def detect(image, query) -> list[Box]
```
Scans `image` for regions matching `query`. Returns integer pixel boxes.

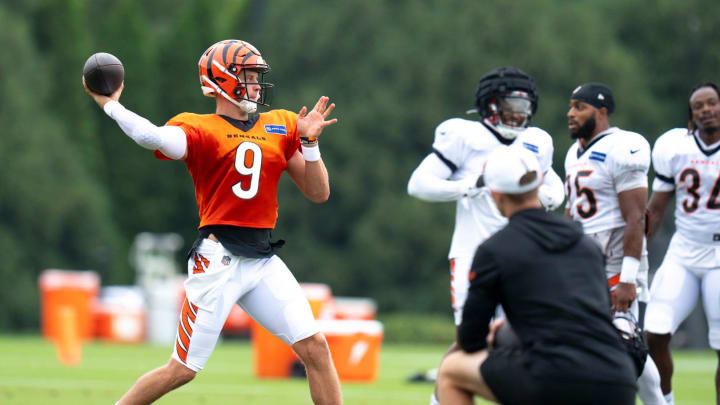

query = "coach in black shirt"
[436,146,637,405]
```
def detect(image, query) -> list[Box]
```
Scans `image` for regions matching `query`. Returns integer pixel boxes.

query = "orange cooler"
[251,283,333,378]
[250,320,298,378]
[93,286,146,343]
[39,269,100,341]
[301,283,334,319]
[319,319,383,382]
[222,304,252,336]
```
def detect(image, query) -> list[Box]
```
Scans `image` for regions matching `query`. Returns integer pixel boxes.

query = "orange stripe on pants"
[608,273,621,289]
[176,339,188,363]
[175,298,196,364]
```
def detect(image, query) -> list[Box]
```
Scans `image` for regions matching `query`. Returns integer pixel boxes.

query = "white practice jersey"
[565,127,651,234]
[652,128,720,246]
[430,118,555,258]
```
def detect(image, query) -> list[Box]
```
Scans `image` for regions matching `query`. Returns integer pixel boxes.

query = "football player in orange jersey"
[84,39,342,405]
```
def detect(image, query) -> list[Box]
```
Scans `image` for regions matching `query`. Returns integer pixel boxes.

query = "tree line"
[2,0,718,330]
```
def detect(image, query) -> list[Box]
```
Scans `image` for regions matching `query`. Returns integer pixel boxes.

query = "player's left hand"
[297,96,337,140]
[612,282,637,312]
[486,317,505,348]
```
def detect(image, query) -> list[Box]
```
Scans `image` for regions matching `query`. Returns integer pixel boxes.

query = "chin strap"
[484,118,523,140]
[496,123,523,140]
[238,99,257,114]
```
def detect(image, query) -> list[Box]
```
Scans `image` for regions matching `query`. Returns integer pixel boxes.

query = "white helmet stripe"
[201,74,249,110]
[212,59,235,77]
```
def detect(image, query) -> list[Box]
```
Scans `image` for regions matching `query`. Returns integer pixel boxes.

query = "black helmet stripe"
[206,46,218,82]
[221,41,238,65]
[240,51,257,65]
[231,43,248,66]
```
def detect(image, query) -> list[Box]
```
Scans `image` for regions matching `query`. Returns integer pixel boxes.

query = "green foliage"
[3,0,720,330]
[379,312,455,344]
[0,5,125,330]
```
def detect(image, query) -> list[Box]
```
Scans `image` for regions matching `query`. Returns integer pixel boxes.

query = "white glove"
[537,168,565,210]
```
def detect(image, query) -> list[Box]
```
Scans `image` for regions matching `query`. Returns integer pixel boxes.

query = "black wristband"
[300,136,318,146]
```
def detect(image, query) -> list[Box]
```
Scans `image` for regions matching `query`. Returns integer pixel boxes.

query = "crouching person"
[436,146,636,405]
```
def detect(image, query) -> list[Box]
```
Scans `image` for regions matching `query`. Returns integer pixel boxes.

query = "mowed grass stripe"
[0,335,714,405]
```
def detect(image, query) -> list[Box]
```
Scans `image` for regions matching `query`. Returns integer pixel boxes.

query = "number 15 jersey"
[159,110,300,229]
[652,128,720,245]
[564,127,651,233]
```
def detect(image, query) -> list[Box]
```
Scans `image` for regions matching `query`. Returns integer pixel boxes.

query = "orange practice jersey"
[157,110,300,229]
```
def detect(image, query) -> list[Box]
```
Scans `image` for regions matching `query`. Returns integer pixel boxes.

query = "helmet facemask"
[474,67,538,140]
[485,91,534,140]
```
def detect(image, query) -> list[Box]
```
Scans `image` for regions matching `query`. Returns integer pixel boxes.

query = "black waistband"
[188,225,285,259]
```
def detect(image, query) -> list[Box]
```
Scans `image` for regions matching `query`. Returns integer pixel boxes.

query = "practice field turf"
[0,335,714,404]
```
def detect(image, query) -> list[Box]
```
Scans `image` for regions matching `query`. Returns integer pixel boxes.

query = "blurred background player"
[407,66,565,405]
[564,83,666,404]
[436,146,636,405]
[83,39,342,405]
[644,82,720,405]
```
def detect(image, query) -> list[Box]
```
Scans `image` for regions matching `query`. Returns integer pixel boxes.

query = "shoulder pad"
[608,130,650,173]
[520,126,554,150]
[653,128,689,151]
[523,126,552,141]
[262,109,299,122]
[167,112,199,125]
[434,118,476,138]
[652,128,688,175]
[564,142,579,166]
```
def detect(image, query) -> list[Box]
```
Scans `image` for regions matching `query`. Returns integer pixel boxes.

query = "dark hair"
[688,82,720,131]
[518,171,538,186]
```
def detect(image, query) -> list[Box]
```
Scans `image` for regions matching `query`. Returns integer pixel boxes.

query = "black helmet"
[474,67,538,139]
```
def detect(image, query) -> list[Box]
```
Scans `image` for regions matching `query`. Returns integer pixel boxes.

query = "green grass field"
[0,335,715,404]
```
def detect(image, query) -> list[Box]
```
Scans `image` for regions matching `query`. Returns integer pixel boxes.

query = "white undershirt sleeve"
[103,100,187,160]
[408,153,471,201]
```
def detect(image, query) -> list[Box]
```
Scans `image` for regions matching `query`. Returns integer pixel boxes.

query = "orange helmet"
[198,39,273,109]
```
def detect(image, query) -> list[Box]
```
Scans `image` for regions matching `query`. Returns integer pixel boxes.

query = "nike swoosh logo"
[630,149,640,154]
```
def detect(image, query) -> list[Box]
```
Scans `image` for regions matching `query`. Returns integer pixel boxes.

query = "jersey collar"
[218,114,260,132]
[693,130,720,157]
[576,132,611,158]
[481,121,514,146]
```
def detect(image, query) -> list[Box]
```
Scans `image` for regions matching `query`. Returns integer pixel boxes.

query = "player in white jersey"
[564,83,666,405]
[408,67,565,405]
[644,83,720,405]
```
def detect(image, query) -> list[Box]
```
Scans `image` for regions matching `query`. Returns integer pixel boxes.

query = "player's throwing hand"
[82,76,124,109]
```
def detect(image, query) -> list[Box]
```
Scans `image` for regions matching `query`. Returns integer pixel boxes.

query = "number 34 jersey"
[564,127,651,234]
[159,110,300,229]
[651,128,720,245]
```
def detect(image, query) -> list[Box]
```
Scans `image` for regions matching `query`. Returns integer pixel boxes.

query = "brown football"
[494,321,522,349]
[83,52,124,96]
